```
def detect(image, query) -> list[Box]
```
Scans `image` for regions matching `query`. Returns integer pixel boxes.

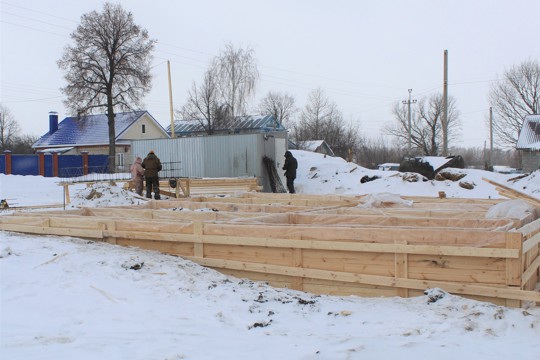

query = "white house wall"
[120,115,169,141]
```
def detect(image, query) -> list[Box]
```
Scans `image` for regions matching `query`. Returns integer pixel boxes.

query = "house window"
[142,124,146,134]
[116,152,125,171]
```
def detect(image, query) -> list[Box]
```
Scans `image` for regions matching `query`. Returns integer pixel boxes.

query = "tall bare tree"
[258,91,297,129]
[0,104,20,152]
[213,43,259,122]
[489,59,540,148]
[385,93,460,156]
[295,88,342,140]
[293,88,361,159]
[58,3,156,171]
[178,43,258,134]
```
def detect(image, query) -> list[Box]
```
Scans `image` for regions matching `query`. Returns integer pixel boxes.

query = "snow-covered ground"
[1,150,540,359]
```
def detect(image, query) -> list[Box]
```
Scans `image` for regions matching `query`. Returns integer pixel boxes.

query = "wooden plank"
[184,256,540,303]
[202,223,510,247]
[204,243,294,267]
[519,217,540,241]
[395,239,408,298]
[407,254,506,284]
[483,177,540,207]
[290,248,304,290]
[0,224,103,239]
[116,238,193,257]
[291,213,515,229]
[523,232,540,253]
[102,230,195,243]
[191,233,519,258]
[193,222,204,258]
[0,216,50,227]
[521,253,540,287]
[506,232,523,287]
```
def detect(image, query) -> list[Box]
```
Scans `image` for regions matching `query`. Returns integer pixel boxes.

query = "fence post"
[38,152,45,176]
[52,153,59,177]
[3,150,11,175]
[81,151,89,175]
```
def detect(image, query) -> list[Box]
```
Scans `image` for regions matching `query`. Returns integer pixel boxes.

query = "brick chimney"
[49,111,58,134]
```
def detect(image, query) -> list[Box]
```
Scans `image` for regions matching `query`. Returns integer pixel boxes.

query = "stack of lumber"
[124,177,261,197]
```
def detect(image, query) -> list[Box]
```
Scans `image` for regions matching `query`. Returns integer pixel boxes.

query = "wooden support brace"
[193,222,204,258]
[290,248,304,291]
[506,232,523,288]
[395,239,409,298]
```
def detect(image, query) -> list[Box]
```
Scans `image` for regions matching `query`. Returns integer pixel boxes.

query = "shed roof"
[516,115,540,151]
[169,114,285,135]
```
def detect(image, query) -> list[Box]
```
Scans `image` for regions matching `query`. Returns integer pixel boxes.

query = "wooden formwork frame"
[2,191,540,307]
[123,177,262,198]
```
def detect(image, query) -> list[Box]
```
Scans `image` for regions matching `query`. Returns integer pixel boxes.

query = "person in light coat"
[130,156,145,196]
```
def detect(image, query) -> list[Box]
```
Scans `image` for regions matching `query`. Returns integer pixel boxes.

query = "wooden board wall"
[1,192,539,307]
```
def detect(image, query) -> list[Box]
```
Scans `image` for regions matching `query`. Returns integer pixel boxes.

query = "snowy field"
[1,150,540,359]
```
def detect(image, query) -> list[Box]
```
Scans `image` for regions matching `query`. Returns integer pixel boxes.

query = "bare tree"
[356,136,403,169]
[258,91,297,129]
[385,93,460,156]
[213,43,259,121]
[58,3,156,171]
[489,59,540,148]
[0,104,20,152]
[178,44,258,135]
[11,134,40,154]
[293,88,361,159]
[295,88,342,140]
[178,70,220,134]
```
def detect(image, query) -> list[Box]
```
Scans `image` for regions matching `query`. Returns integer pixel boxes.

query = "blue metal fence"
[9,155,39,176]
[0,154,109,177]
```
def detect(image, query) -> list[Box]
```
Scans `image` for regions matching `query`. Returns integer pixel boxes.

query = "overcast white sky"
[1,0,540,148]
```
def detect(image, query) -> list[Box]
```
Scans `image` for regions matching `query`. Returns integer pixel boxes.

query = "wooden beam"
[483,177,540,207]
[521,254,540,287]
[184,256,540,303]
[506,232,523,287]
[523,232,540,254]
[394,239,408,298]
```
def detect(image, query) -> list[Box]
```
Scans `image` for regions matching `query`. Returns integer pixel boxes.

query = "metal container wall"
[131,133,287,188]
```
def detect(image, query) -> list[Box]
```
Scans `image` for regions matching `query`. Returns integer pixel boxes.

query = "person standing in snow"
[282,150,298,194]
[130,156,145,196]
[142,150,162,200]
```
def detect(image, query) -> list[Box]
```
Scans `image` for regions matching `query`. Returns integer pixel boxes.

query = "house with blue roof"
[516,115,540,173]
[32,111,169,168]
[168,114,286,137]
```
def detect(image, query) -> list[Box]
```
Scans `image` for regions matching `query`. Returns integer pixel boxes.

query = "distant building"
[377,163,400,171]
[168,115,285,137]
[32,111,169,169]
[516,115,540,173]
[492,165,521,174]
[298,140,334,156]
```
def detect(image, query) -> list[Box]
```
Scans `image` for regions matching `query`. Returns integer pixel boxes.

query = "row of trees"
[5,3,539,168]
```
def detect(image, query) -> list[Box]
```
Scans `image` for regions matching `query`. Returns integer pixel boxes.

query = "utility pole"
[167,60,175,138]
[402,89,417,156]
[442,49,449,156]
[489,107,493,170]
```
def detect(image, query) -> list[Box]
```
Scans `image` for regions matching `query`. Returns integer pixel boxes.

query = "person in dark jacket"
[282,150,298,194]
[142,150,162,200]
